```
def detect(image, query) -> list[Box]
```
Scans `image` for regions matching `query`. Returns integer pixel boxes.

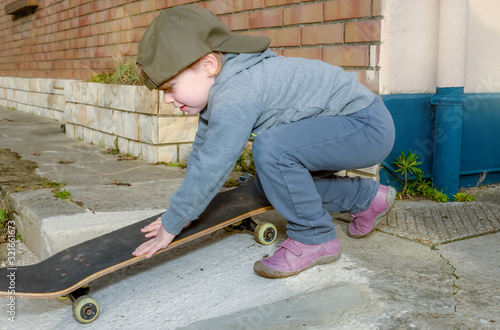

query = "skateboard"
[0,178,276,323]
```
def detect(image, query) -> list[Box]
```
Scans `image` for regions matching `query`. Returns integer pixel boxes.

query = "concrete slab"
[1,106,500,328]
[2,216,498,329]
[436,233,500,326]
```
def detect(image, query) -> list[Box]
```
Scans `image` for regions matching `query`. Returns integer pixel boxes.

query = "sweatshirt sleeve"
[160,89,261,235]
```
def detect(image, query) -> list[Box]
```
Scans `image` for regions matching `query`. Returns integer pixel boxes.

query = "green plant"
[429,190,449,203]
[88,55,142,85]
[453,192,476,202]
[393,150,422,199]
[53,189,72,200]
[98,139,106,149]
[0,207,22,242]
[234,149,256,175]
[392,150,450,202]
[223,179,240,188]
[43,181,66,189]
[408,170,449,202]
[101,139,120,156]
[0,209,8,236]
[99,139,138,161]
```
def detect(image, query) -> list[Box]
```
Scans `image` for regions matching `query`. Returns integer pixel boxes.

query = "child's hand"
[132,217,175,258]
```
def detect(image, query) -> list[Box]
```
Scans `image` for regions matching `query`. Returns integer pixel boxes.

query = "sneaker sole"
[347,186,396,239]
[253,247,342,279]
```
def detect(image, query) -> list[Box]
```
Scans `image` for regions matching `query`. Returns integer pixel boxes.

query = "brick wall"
[0,0,382,92]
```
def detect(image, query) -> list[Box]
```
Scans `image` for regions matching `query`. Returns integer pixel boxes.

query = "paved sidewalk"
[0,106,499,329]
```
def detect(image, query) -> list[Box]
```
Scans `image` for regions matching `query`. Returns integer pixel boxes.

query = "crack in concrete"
[434,248,461,313]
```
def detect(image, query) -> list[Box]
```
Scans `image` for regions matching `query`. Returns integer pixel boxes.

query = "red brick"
[265,27,300,47]
[123,2,140,17]
[220,12,249,31]
[283,47,321,60]
[131,12,156,28]
[249,8,282,28]
[373,0,383,16]
[345,20,381,42]
[206,0,234,15]
[155,0,170,10]
[165,0,197,9]
[139,0,156,13]
[198,1,219,13]
[233,0,264,12]
[323,45,369,67]
[264,0,300,7]
[284,3,323,25]
[324,0,371,21]
[302,24,343,45]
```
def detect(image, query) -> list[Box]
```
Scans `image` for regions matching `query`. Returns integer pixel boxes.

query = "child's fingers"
[133,222,175,258]
[133,239,159,257]
[132,237,167,258]
[132,241,149,257]
[140,217,162,233]
[144,231,158,238]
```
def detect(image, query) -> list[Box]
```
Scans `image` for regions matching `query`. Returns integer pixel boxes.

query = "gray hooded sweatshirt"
[161,49,376,235]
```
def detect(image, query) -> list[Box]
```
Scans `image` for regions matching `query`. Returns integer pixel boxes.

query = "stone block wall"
[0,76,68,121]
[0,76,198,164]
[64,81,198,163]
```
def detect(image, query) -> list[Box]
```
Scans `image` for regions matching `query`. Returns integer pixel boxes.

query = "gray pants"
[253,97,395,245]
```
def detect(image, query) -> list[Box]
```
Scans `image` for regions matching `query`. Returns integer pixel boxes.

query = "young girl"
[132,5,396,279]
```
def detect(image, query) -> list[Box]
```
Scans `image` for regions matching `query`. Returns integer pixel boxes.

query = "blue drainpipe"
[429,87,466,198]
[429,0,468,199]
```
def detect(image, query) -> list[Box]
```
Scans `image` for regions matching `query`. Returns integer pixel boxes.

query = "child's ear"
[201,54,220,77]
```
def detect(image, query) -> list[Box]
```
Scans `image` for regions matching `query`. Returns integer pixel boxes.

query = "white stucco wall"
[465,0,500,93]
[379,0,440,94]
[436,0,468,88]
[380,0,500,94]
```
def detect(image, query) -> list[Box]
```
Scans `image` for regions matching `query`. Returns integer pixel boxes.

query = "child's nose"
[163,93,174,104]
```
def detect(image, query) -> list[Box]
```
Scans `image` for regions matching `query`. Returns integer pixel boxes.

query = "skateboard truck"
[59,285,100,324]
[224,217,277,245]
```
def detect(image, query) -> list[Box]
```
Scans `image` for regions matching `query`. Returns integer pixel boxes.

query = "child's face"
[161,63,215,116]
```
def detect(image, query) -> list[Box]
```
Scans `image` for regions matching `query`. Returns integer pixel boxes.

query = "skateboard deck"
[0,178,275,322]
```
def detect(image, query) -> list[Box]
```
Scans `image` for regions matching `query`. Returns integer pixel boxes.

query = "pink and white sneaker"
[347,185,396,238]
[254,238,341,278]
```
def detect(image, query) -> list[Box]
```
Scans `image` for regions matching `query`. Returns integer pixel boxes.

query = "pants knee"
[252,133,277,171]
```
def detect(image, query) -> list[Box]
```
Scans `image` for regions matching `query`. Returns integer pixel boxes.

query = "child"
[132,5,396,279]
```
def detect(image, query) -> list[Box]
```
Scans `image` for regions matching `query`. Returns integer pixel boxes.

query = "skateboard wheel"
[254,223,277,245]
[73,295,100,324]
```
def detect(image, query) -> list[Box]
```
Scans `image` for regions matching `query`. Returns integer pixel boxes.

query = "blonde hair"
[137,52,225,90]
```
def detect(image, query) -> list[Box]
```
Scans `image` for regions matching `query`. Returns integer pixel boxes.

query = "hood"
[201,49,277,121]
[216,49,276,85]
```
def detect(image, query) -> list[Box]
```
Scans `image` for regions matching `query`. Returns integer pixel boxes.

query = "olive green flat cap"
[137,5,271,90]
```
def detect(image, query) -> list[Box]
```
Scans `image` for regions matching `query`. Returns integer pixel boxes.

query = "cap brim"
[215,33,270,54]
